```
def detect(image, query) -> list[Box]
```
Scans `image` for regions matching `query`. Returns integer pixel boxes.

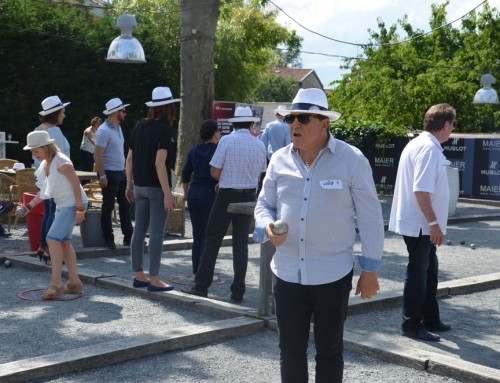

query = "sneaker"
[104,239,116,249]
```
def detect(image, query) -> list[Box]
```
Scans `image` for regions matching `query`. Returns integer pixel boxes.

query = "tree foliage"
[214,2,302,102]
[253,74,298,102]
[329,2,500,134]
[1,0,301,167]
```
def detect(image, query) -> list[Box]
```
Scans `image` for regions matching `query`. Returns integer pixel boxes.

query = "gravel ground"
[0,196,498,382]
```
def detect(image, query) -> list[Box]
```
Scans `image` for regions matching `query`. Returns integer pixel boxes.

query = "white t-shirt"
[35,152,88,208]
[389,132,449,236]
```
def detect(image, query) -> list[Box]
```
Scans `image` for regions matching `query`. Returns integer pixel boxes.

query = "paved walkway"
[0,196,499,382]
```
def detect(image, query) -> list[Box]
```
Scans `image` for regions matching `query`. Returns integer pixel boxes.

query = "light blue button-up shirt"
[255,133,384,285]
[260,118,291,160]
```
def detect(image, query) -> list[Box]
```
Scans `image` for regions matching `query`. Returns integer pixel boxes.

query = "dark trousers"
[100,170,133,242]
[274,271,353,383]
[80,149,94,172]
[194,188,255,297]
[40,199,56,250]
[402,233,440,330]
[187,194,216,274]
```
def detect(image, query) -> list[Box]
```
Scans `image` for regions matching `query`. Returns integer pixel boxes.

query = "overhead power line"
[268,0,488,47]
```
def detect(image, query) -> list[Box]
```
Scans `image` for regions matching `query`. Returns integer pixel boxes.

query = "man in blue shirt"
[255,89,384,383]
[94,98,134,249]
[260,105,291,161]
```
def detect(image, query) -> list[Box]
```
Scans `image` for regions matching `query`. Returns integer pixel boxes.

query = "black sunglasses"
[284,114,323,125]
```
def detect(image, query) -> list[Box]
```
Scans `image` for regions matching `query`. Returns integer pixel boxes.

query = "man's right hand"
[99,178,108,188]
[266,223,288,247]
[430,224,444,246]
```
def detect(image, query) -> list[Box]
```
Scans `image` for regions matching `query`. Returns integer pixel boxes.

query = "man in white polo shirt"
[389,103,456,342]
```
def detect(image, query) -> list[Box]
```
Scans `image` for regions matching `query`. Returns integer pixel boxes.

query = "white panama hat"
[273,105,288,114]
[23,131,55,150]
[145,87,180,107]
[227,106,260,123]
[103,98,130,115]
[276,88,341,121]
[39,95,70,116]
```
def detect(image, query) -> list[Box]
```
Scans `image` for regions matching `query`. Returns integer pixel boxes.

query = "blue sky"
[271,0,500,88]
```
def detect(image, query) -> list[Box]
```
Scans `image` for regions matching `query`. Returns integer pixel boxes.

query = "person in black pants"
[94,98,133,248]
[182,107,267,302]
[181,120,220,277]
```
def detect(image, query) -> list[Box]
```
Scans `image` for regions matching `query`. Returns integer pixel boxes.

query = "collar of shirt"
[421,131,444,152]
[290,132,337,159]
[105,119,120,130]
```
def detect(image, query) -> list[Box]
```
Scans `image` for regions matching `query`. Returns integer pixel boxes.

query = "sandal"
[64,281,83,294]
[35,248,45,261]
[42,285,64,300]
[42,250,50,265]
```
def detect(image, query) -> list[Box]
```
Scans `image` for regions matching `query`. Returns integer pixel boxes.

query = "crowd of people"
[7,86,456,382]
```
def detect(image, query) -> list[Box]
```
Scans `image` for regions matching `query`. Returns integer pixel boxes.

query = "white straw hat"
[145,87,180,107]
[103,98,130,115]
[227,106,260,123]
[276,88,341,121]
[39,95,70,116]
[23,131,55,150]
[273,105,288,114]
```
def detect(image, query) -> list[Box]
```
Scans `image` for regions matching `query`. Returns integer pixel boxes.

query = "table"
[0,170,98,182]
[0,169,17,178]
[75,171,97,182]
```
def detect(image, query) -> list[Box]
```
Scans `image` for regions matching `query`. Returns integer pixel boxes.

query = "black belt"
[221,188,256,193]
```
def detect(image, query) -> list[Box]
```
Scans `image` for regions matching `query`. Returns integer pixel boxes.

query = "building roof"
[272,67,324,89]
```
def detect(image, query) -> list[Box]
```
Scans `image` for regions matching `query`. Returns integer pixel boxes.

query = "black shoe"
[401,328,440,342]
[123,235,132,246]
[424,321,451,332]
[182,286,208,298]
[104,239,116,249]
[230,294,243,303]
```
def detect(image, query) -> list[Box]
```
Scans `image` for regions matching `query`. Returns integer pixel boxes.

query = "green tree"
[329,1,500,135]
[214,2,301,102]
[253,75,298,102]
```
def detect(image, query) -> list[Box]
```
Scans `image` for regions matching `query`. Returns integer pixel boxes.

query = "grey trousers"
[131,186,168,277]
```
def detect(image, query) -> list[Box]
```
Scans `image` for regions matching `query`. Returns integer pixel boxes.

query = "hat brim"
[39,102,71,116]
[103,103,131,115]
[277,109,341,122]
[145,98,181,107]
[23,138,55,150]
[227,116,261,123]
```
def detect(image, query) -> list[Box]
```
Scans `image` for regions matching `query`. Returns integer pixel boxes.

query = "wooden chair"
[10,168,39,230]
[165,192,185,236]
[0,173,17,231]
[0,159,18,169]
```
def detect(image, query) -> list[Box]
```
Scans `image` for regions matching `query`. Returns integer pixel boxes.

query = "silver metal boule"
[272,220,289,235]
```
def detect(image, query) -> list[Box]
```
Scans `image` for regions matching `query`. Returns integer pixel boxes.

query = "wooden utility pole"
[177,0,219,184]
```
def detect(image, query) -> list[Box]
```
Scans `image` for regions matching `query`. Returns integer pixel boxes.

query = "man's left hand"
[355,271,380,299]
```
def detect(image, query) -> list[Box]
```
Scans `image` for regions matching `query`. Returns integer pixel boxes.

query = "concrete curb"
[344,331,500,383]
[0,316,264,383]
